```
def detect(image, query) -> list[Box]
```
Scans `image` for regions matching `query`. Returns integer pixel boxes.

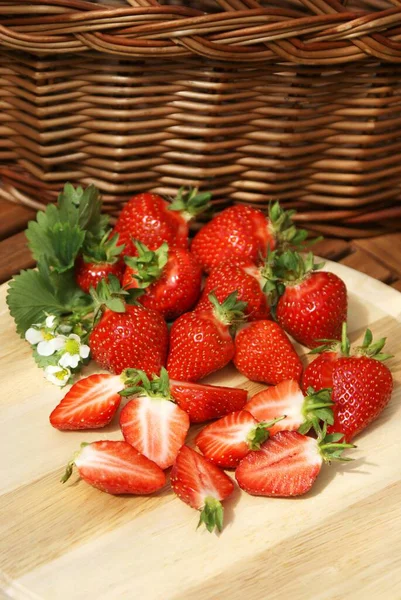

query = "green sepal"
[268,201,310,249]
[208,291,247,331]
[168,186,211,220]
[89,275,144,324]
[82,231,124,265]
[124,241,169,288]
[298,387,334,435]
[246,416,286,450]
[316,423,356,463]
[197,497,224,533]
[61,442,90,484]
[120,367,174,401]
[354,327,393,361]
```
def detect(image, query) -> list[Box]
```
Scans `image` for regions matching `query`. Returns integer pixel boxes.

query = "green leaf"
[7,269,69,336]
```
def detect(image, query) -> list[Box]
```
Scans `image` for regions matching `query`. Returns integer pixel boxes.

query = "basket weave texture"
[1,0,401,237]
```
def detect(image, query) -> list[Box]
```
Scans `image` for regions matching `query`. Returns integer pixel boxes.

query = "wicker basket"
[1,0,401,237]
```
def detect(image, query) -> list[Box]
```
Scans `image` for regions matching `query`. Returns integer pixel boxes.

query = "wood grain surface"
[0,261,400,600]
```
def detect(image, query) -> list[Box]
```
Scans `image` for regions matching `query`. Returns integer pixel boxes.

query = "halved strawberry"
[170,445,234,533]
[244,380,334,435]
[50,373,125,430]
[235,429,354,497]
[119,369,190,469]
[62,440,166,495]
[170,380,248,423]
[195,410,284,468]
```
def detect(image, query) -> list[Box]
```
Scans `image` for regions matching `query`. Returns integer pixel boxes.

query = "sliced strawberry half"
[170,445,234,533]
[195,410,284,468]
[170,380,248,423]
[119,369,190,469]
[49,373,125,430]
[235,429,354,497]
[244,380,334,435]
[62,440,166,495]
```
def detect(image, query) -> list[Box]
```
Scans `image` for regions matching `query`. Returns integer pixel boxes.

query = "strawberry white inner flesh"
[120,395,190,469]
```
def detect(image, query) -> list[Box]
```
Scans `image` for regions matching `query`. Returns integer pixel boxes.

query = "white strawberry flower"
[25,314,59,347]
[25,326,45,345]
[58,333,90,369]
[44,365,71,387]
[37,335,66,357]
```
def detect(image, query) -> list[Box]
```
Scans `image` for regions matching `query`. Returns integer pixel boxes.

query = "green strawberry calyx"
[268,201,309,250]
[168,187,212,222]
[208,291,248,332]
[298,387,334,435]
[317,423,356,463]
[89,275,144,324]
[310,322,393,362]
[61,441,90,483]
[82,231,124,265]
[124,241,169,288]
[120,367,175,401]
[246,416,286,450]
[198,496,224,534]
[261,250,325,312]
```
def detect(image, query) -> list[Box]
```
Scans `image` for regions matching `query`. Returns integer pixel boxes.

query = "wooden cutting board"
[1,260,400,600]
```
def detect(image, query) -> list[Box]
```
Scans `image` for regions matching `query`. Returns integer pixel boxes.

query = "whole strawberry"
[303,325,394,442]
[167,292,247,382]
[123,241,202,320]
[75,232,125,294]
[191,201,308,273]
[234,320,303,385]
[268,251,347,349]
[113,187,211,256]
[196,259,270,321]
[88,277,168,375]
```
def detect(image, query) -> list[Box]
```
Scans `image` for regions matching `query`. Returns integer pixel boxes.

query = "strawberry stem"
[268,201,310,249]
[120,367,174,401]
[197,497,224,533]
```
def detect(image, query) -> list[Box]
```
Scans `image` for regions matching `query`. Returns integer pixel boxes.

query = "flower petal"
[45,315,57,329]
[25,328,44,345]
[80,345,90,359]
[37,340,56,356]
[59,353,80,369]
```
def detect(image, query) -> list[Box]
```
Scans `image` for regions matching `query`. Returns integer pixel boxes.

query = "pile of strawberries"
[50,188,394,533]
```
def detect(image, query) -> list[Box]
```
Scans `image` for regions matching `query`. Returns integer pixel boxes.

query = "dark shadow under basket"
[1,0,401,237]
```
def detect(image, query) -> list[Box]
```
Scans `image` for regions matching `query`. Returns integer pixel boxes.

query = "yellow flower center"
[65,339,80,355]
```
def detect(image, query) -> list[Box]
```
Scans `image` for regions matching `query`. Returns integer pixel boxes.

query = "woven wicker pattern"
[1,0,401,237]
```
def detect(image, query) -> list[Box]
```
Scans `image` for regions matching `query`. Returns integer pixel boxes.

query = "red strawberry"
[302,325,394,441]
[170,445,234,532]
[123,242,202,320]
[235,429,354,497]
[244,380,334,435]
[191,201,308,274]
[167,292,247,382]
[196,259,270,321]
[268,251,347,349]
[49,373,124,430]
[234,320,302,385]
[113,188,211,256]
[195,410,284,468]
[119,369,190,469]
[61,440,166,495]
[89,278,168,376]
[191,204,273,273]
[170,380,248,423]
[75,233,125,294]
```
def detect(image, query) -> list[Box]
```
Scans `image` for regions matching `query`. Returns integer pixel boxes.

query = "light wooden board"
[0,261,400,600]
